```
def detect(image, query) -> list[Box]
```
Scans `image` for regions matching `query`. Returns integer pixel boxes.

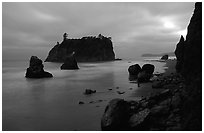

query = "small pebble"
[108,88,112,90]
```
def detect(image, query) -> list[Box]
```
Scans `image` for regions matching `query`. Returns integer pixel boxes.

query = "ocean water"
[2,59,166,131]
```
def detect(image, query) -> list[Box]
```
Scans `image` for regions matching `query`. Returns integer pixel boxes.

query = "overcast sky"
[2,2,194,61]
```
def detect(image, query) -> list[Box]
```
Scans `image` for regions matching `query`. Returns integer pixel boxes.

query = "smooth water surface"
[2,59,166,131]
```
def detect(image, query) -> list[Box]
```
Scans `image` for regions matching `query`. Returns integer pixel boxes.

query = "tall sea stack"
[45,34,115,62]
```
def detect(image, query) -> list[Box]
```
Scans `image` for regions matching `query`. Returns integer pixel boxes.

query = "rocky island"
[45,34,115,62]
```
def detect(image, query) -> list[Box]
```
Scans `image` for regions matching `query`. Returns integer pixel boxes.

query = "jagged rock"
[84,89,96,95]
[141,64,155,75]
[60,52,79,70]
[161,55,169,60]
[175,36,185,73]
[25,56,53,78]
[45,34,115,62]
[101,99,129,130]
[174,2,202,130]
[128,64,141,76]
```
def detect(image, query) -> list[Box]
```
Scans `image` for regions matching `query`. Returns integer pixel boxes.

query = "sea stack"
[60,52,79,70]
[45,33,115,62]
[25,56,53,78]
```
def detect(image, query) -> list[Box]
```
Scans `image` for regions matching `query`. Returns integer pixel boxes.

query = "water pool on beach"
[2,59,166,131]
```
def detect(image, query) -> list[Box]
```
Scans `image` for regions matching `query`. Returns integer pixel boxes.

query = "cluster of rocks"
[152,73,183,89]
[101,73,185,130]
[128,64,155,83]
[25,54,79,78]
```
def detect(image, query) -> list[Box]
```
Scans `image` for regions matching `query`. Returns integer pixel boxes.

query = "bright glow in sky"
[2,2,194,61]
[164,21,175,29]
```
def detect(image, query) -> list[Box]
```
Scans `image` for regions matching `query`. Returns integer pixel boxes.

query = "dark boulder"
[25,56,53,78]
[128,64,141,75]
[84,89,96,95]
[161,55,169,60]
[137,71,152,83]
[60,52,79,70]
[141,64,155,75]
[101,99,129,130]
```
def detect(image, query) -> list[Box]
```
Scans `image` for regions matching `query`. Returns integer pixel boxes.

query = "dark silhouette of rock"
[141,64,155,75]
[137,71,152,83]
[25,56,53,78]
[161,55,168,60]
[175,35,185,73]
[128,64,141,75]
[79,101,84,104]
[101,99,129,130]
[45,34,115,62]
[84,89,96,95]
[60,52,79,70]
[174,2,202,130]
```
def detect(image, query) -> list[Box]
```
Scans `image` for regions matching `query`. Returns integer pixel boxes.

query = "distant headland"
[45,33,116,62]
[141,52,175,57]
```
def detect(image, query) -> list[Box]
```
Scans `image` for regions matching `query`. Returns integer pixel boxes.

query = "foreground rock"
[25,56,53,78]
[45,33,115,62]
[101,99,129,130]
[60,52,79,70]
[101,73,184,130]
[174,2,202,130]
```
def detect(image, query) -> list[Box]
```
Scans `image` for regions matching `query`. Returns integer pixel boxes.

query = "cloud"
[2,2,195,60]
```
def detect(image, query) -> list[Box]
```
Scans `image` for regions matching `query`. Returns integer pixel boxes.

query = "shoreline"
[101,59,185,130]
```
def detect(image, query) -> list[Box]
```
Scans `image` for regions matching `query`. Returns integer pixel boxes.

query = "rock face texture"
[174,2,202,130]
[25,56,53,78]
[45,34,115,62]
[101,99,129,130]
[60,52,79,70]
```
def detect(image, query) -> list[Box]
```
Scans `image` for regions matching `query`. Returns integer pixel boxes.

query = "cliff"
[45,34,115,62]
[174,2,202,130]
